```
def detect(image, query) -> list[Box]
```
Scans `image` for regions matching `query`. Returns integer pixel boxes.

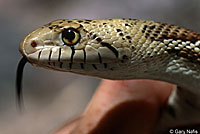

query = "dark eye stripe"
[101,42,119,58]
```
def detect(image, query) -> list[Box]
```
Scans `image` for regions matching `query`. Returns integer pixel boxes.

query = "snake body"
[18,19,200,132]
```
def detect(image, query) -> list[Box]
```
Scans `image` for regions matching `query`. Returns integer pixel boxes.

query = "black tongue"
[16,56,27,112]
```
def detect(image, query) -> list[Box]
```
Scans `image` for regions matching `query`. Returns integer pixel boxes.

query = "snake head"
[19,19,132,79]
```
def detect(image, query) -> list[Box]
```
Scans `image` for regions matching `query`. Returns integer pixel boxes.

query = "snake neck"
[128,54,200,92]
[82,53,200,93]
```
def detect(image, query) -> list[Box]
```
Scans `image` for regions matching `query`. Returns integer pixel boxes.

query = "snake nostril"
[31,41,37,47]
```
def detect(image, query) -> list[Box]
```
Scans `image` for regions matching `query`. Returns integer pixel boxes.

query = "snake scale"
[17,19,200,133]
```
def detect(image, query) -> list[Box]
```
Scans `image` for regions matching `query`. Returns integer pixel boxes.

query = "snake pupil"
[62,28,76,42]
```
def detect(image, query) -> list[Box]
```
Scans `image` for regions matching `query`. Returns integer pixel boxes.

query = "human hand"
[55,79,173,134]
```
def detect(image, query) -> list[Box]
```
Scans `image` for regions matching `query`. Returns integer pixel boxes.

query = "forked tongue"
[16,57,28,112]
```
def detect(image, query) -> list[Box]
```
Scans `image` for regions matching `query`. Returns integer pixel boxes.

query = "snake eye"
[62,28,80,46]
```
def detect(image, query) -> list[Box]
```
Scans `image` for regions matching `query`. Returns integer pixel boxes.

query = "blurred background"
[0,0,199,133]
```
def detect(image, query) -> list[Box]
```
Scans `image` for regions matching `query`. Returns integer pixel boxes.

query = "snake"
[16,18,200,133]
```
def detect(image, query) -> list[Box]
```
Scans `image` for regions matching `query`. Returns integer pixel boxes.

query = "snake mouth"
[16,56,28,111]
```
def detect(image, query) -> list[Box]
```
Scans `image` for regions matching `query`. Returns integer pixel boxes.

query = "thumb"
[56,80,173,134]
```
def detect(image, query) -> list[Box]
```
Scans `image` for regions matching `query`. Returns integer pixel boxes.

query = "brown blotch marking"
[126,36,131,40]
[49,25,59,30]
[179,33,187,38]
[96,37,102,42]
[149,25,156,30]
[129,18,137,21]
[57,26,63,29]
[162,34,168,39]
[103,25,107,28]
[49,26,53,30]
[67,21,72,23]
[168,44,200,63]
[53,29,58,32]
[157,26,164,30]
[162,31,168,35]
[116,29,121,32]
[84,21,90,24]
[175,29,179,32]
[142,25,148,33]
[155,24,200,43]
[145,33,150,38]
[153,33,158,37]
[157,36,164,41]
[125,24,131,27]
[171,32,178,36]
[77,20,83,23]
[83,29,88,32]
[119,33,124,36]
[150,37,155,40]
[147,30,152,33]
[85,19,92,22]
[89,32,93,36]
[156,28,162,31]
[92,34,97,39]
[103,23,107,25]
[166,28,171,32]
[143,25,148,29]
